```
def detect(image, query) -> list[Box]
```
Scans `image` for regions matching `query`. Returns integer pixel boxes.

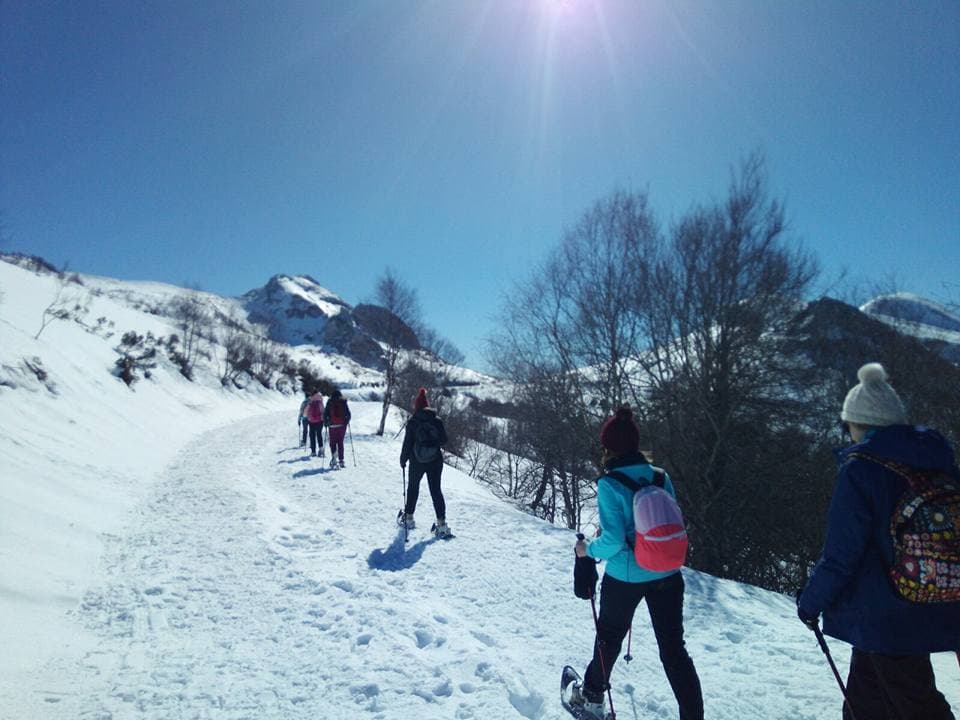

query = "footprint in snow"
[415,628,434,648]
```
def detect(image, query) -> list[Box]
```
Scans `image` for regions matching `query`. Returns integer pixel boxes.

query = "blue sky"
[2,1,958,370]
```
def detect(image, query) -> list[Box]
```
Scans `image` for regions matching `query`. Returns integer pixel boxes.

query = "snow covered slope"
[2,262,957,720]
[6,402,958,719]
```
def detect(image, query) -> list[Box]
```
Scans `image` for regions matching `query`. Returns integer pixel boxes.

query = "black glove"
[795,590,819,630]
[573,534,599,600]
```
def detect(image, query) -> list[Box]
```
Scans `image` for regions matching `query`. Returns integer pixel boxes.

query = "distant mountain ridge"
[242,274,418,367]
[861,293,960,365]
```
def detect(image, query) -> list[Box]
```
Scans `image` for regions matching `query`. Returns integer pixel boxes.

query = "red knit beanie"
[599,406,640,455]
[413,388,429,411]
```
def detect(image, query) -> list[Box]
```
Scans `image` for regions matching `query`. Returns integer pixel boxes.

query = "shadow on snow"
[292,466,329,478]
[367,530,437,571]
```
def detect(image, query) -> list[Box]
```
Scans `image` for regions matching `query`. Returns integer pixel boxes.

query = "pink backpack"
[306,396,324,423]
[607,469,689,572]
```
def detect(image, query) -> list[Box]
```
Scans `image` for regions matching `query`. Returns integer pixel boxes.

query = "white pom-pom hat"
[841,362,907,427]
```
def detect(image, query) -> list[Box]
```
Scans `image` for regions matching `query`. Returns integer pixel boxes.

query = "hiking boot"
[570,683,605,720]
[433,520,452,538]
[339,460,346,469]
[329,456,338,470]
[398,513,415,530]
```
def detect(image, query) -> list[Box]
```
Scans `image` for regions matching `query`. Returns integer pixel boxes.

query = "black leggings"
[585,572,703,720]
[308,421,323,454]
[844,649,955,720]
[404,460,445,520]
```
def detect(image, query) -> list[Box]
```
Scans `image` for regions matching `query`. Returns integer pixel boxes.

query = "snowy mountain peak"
[242,274,386,364]
[861,293,960,334]
[861,293,960,364]
[242,274,351,342]
[268,274,350,315]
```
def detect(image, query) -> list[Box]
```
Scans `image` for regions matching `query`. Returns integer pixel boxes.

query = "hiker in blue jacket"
[571,406,703,720]
[798,363,959,720]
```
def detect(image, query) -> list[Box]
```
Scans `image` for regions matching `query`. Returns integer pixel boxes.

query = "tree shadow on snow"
[367,530,436,571]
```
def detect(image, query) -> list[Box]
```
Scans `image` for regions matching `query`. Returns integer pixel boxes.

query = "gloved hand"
[796,590,819,630]
[400,460,406,470]
[574,538,588,558]
[573,534,599,600]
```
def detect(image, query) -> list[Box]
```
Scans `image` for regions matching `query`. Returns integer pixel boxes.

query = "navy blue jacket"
[799,425,960,653]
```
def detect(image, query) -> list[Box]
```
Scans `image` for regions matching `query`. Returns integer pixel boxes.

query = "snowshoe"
[431,522,454,539]
[561,666,609,720]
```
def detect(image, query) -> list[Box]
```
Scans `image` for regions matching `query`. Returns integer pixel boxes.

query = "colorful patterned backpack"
[852,453,960,603]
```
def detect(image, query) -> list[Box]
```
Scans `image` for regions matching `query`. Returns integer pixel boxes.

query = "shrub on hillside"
[113,331,157,387]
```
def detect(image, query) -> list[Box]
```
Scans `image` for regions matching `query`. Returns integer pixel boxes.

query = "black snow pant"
[404,458,445,521]
[307,421,324,455]
[843,648,955,720]
[584,572,703,720]
[300,420,308,446]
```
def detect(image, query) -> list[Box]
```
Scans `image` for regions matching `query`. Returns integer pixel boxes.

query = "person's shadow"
[367,529,436,571]
[292,466,328,478]
[277,453,313,465]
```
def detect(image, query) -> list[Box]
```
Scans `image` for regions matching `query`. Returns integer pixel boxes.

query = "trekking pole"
[812,624,857,720]
[624,627,633,663]
[348,424,357,466]
[589,594,618,720]
[401,466,408,543]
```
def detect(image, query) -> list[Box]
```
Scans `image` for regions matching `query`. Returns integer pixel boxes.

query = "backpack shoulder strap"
[605,469,643,492]
[846,452,917,482]
[651,468,666,488]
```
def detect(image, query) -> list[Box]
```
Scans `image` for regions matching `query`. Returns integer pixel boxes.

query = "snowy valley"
[1,257,958,720]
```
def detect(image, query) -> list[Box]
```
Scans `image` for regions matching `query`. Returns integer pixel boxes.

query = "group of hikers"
[568,362,959,720]
[297,365,958,719]
[296,385,453,538]
[297,387,352,469]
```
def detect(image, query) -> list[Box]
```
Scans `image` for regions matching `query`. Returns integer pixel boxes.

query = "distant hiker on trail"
[399,388,451,538]
[298,392,310,448]
[324,389,351,470]
[569,406,703,720]
[798,363,959,720]
[304,388,325,458]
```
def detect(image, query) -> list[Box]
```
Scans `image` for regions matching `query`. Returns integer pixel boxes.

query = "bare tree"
[35,264,89,339]
[488,155,834,590]
[168,293,212,379]
[634,153,821,584]
[486,190,659,529]
[372,269,422,435]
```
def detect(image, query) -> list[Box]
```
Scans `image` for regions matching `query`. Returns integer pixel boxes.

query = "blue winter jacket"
[585,452,680,584]
[799,425,960,654]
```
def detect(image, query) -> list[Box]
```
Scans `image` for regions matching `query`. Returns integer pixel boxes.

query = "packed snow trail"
[25,402,958,719]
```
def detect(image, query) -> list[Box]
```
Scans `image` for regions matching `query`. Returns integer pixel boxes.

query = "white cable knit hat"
[841,363,907,427]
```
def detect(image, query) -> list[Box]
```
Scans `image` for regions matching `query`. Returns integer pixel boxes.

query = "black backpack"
[413,418,442,463]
